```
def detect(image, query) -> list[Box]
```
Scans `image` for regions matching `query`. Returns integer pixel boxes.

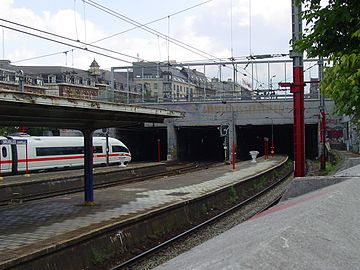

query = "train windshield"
[112,145,129,153]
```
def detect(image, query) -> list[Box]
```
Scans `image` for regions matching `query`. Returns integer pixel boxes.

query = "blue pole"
[83,129,95,205]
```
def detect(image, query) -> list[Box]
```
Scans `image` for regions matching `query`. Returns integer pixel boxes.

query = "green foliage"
[294,0,360,129]
[295,0,360,57]
[0,127,18,136]
[322,53,360,126]
[228,186,238,203]
[90,247,112,265]
[201,203,208,214]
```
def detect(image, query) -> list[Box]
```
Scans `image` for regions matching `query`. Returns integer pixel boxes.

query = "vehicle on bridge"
[0,134,131,174]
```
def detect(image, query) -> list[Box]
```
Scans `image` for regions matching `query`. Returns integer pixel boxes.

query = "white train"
[0,135,131,174]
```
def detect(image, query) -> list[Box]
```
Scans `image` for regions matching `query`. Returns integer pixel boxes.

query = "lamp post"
[269,74,276,98]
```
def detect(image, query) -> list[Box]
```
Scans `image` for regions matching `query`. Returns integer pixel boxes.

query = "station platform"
[0,162,167,204]
[155,160,360,269]
[0,156,286,269]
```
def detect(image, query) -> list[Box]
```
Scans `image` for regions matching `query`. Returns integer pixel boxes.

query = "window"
[36,146,83,156]
[154,83,158,90]
[112,145,129,153]
[65,75,71,83]
[36,146,103,156]
[2,147,7,158]
[94,146,103,153]
[48,75,56,83]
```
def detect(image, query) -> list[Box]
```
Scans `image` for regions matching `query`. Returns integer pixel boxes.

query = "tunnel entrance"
[117,123,319,163]
[177,126,224,162]
[237,124,318,160]
[116,125,167,162]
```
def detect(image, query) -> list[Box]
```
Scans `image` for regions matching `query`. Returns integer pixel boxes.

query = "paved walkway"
[0,156,286,266]
[155,158,360,270]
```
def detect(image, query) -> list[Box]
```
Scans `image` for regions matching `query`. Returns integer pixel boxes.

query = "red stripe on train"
[0,153,131,164]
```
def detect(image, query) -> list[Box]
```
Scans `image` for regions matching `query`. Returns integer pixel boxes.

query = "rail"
[110,161,293,269]
[0,162,216,206]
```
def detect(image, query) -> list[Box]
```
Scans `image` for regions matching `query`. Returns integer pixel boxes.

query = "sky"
[0,0,320,89]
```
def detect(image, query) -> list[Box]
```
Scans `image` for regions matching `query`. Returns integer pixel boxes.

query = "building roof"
[89,59,100,68]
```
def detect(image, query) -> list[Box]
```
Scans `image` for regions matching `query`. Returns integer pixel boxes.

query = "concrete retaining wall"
[280,176,349,202]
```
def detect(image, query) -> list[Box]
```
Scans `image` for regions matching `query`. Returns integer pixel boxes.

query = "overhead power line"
[0,18,142,62]
[12,51,69,64]
[89,0,214,45]
[84,0,222,62]
[0,23,133,64]
[8,1,213,66]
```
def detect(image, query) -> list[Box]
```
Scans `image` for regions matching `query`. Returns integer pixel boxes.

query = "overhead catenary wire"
[88,0,214,46]
[83,0,223,62]
[0,24,133,64]
[3,1,281,90]
[0,18,143,62]
[12,51,71,64]
[8,0,214,69]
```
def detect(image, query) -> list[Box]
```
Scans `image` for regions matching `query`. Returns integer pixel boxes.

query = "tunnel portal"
[117,123,319,163]
[177,126,225,162]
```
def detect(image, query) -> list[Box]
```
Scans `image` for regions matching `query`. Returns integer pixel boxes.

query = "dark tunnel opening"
[177,126,225,161]
[237,124,318,160]
[117,123,319,163]
[117,126,167,162]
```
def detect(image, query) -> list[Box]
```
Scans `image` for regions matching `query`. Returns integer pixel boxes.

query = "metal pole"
[291,0,305,177]
[0,144,2,178]
[157,139,161,162]
[157,63,160,103]
[141,66,144,102]
[105,128,109,166]
[2,27,4,59]
[110,67,115,102]
[83,129,95,205]
[203,64,206,101]
[271,119,274,158]
[319,57,326,170]
[188,64,191,102]
[25,142,29,175]
[126,68,129,104]
[231,104,236,170]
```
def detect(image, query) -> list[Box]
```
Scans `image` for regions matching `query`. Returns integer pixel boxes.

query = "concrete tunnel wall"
[117,123,319,163]
[129,99,330,162]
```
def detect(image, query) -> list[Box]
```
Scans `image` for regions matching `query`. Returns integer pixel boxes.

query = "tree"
[295,0,360,125]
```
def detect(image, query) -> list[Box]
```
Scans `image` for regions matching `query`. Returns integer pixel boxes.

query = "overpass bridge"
[0,88,340,197]
[0,90,182,204]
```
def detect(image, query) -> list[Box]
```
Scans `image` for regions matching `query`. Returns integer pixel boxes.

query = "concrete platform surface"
[0,156,285,268]
[155,168,360,270]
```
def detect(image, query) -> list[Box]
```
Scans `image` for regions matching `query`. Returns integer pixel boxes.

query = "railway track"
[0,162,217,206]
[110,167,293,270]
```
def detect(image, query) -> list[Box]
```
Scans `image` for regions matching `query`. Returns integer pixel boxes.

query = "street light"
[269,74,276,99]
[265,117,274,158]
